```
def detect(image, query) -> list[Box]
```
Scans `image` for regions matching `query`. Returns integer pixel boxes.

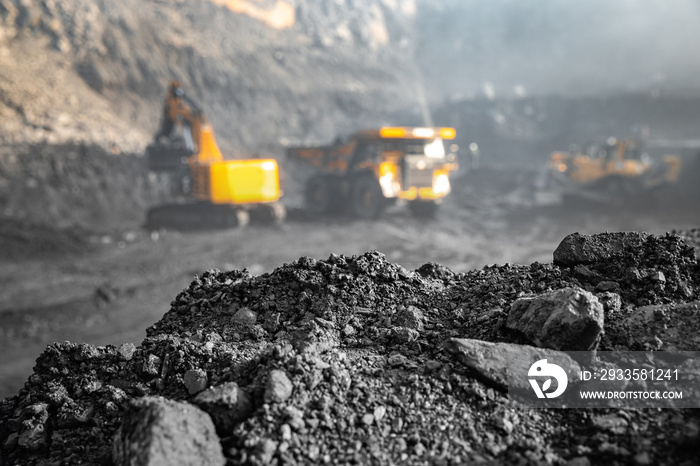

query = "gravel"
[1,230,699,465]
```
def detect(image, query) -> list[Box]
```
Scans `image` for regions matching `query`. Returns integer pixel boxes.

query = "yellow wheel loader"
[145,81,284,229]
[287,127,459,218]
[545,137,681,203]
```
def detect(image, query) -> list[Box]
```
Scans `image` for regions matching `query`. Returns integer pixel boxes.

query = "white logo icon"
[528,359,568,399]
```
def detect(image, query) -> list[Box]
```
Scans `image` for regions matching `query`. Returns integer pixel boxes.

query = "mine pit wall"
[0,143,164,232]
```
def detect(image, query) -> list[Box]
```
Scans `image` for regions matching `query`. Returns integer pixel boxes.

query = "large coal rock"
[553,231,697,306]
[506,287,605,351]
[193,382,254,435]
[443,338,581,391]
[112,396,225,466]
[553,232,650,266]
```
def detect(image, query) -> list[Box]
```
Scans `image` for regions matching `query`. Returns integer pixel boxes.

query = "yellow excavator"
[145,80,284,229]
[545,137,681,203]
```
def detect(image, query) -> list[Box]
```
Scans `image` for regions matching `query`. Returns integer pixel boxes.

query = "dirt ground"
[1,176,697,399]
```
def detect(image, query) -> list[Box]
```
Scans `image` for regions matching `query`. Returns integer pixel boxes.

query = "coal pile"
[2,231,700,465]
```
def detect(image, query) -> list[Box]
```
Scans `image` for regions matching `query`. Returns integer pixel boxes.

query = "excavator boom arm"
[157,80,222,163]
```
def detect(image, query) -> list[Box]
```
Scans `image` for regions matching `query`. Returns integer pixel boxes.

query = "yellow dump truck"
[545,137,681,202]
[287,127,459,218]
[146,80,284,228]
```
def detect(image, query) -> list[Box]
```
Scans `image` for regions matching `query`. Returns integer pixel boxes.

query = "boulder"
[232,307,258,326]
[112,396,224,466]
[183,368,208,395]
[444,338,581,392]
[17,403,49,450]
[193,382,254,434]
[264,369,293,403]
[393,305,425,331]
[507,287,604,351]
[553,232,649,266]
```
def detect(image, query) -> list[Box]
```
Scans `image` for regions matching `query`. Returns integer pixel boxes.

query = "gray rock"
[284,406,305,431]
[596,281,621,293]
[633,452,653,466]
[619,302,700,351]
[393,305,425,331]
[193,382,253,433]
[424,360,442,372]
[142,354,162,377]
[255,438,278,464]
[232,307,258,326]
[3,432,18,449]
[592,414,628,434]
[507,287,604,351]
[17,403,49,450]
[553,232,649,266]
[112,396,225,466]
[373,405,387,422]
[117,343,136,361]
[264,369,293,403]
[280,423,292,441]
[444,338,581,392]
[596,292,622,314]
[566,457,591,466]
[392,326,419,342]
[183,369,208,395]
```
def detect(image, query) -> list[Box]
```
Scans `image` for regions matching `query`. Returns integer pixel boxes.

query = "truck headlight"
[379,162,399,197]
[433,173,451,194]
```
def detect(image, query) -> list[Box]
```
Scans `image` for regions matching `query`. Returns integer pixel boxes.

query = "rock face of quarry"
[0,0,423,152]
[1,231,699,465]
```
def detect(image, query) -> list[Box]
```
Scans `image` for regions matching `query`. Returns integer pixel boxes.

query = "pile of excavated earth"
[1,231,700,465]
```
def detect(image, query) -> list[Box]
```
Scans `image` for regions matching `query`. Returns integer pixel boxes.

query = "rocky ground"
[1,229,699,465]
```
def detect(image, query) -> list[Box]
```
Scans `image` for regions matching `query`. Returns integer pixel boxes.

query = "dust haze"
[417,0,700,101]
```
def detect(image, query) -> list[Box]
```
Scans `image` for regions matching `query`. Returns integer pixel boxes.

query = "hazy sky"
[416,0,700,99]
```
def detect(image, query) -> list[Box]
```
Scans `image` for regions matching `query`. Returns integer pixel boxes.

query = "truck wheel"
[305,175,333,215]
[349,174,386,219]
[305,175,344,215]
[408,200,440,218]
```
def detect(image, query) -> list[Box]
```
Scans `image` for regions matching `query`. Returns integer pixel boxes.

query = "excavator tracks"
[145,202,284,231]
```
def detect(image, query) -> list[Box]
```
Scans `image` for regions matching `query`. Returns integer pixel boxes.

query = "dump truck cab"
[288,126,458,218]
